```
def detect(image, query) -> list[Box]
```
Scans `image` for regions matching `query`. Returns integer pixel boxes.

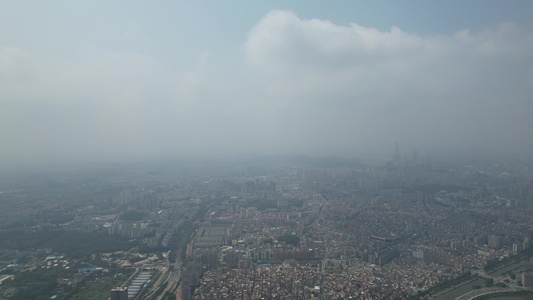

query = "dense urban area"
[1,150,533,300]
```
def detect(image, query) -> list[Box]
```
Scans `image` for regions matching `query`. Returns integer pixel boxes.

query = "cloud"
[245,11,533,70]
[244,11,425,71]
[243,10,533,156]
[2,10,533,163]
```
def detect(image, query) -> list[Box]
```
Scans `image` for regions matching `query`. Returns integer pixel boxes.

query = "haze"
[2,1,533,164]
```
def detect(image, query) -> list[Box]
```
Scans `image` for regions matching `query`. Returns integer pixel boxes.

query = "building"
[524,236,531,250]
[394,142,400,163]
[522,273,533,287]
[110,287,128,300]
[488,235,500,249]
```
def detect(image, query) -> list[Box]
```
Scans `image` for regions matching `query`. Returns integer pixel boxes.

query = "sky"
[1,1,533,164]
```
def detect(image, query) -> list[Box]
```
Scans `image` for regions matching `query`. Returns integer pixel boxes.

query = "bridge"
[472,270,492,280]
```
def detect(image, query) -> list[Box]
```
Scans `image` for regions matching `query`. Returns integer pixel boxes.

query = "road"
[156,259,182,300]
[456,287,533,300]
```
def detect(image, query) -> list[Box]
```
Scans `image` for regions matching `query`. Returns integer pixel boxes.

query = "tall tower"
[412,150,419,164]
[394,142,400,163]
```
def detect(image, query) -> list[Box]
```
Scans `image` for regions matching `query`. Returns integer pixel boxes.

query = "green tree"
[485,278,494,287]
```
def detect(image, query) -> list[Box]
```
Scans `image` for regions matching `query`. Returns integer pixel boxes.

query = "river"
[487,256,533,277]
[433,277,485,300]
[434,254,533,300]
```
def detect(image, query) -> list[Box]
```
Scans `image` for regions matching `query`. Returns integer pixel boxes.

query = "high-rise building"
[488,235,500,249]
[522,273,533,287]
[110,287,128,300]
[394,142,400,163]
[524,236,531,250]
[412,150,419,164]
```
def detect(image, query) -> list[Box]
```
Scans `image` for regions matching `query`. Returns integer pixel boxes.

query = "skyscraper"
[488,235,500,249]
[412,150,419,164]
[394,142,400,163]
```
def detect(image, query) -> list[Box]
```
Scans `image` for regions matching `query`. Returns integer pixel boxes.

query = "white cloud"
[243,10,533,156]
[245,10,427,71]
[245,11,533,70]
